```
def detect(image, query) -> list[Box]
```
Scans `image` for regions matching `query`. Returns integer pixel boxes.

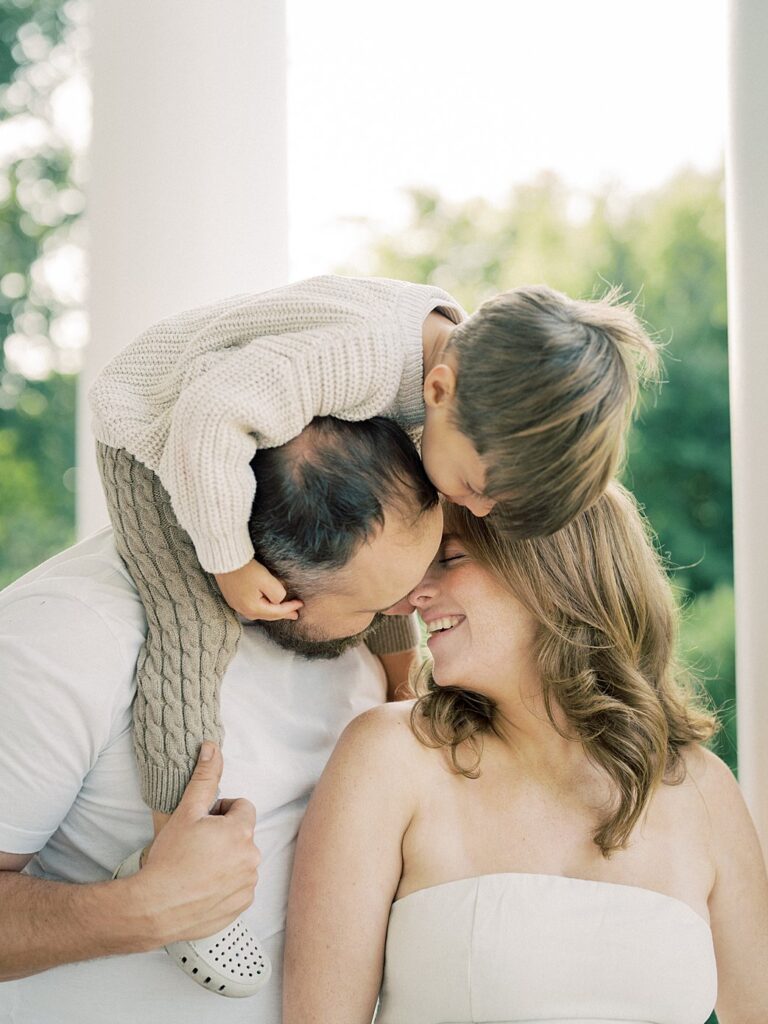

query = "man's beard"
[254,612,387,660]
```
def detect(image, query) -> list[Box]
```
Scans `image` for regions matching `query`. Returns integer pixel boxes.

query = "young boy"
[90,273,656,995]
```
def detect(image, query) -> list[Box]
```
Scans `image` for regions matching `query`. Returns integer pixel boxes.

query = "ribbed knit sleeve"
[90,275,465,574]
[159,325,408,572]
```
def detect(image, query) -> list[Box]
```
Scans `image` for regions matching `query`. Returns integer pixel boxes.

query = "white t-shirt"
[0,529,386,1023]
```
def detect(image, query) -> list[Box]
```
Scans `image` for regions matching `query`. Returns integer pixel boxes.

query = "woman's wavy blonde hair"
[411,482,717,856]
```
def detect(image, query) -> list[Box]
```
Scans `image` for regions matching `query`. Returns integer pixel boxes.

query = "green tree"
[0,0,86,585]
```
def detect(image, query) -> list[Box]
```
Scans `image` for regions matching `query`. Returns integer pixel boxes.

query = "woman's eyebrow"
[441,532,464,547]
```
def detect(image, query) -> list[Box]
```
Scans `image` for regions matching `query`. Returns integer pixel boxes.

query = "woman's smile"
[422,613,466,648]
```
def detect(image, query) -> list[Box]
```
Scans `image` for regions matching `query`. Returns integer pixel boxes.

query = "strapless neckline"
[394,870,710,930]
[378,871,717,1023]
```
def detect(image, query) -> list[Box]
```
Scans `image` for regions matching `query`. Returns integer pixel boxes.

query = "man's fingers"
[221,796,258,836]
[176,741,223,818]
[213,797,243,816]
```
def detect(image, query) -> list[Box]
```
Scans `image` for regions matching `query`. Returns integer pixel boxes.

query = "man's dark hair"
[248,416,438,597]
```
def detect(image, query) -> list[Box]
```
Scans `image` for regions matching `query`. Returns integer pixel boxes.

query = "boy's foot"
[164,919,271,997]
[113,848,272,998]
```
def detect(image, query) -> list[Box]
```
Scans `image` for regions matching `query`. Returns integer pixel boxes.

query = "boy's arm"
[283,705,416,1024]
[162,324,408,576]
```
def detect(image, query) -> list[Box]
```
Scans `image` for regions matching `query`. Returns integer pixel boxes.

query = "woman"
[283,484,768,1023]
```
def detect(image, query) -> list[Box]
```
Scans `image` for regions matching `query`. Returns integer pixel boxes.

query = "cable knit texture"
[96,442,241,812]
[90,276,461,811]
[90,275,465,574]
[98,443,421,811]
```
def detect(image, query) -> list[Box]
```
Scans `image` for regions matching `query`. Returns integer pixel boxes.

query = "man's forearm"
[0,872,158,982]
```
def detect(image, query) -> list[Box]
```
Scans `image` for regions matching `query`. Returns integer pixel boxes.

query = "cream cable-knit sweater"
[90,275,465,574]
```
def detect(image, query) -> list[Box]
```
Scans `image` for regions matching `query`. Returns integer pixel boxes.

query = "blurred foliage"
[348,170,731,593]
[0,0,86,585]
[0,0,735,774]
[0,371,75,584]
[347,169,735,769]
[0,0,66,84]
[679,583,737,770]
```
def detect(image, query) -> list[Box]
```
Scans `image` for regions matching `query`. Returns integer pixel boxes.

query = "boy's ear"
[423,364,457,409]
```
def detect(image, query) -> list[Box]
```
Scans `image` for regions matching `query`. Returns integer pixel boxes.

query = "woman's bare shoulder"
[680,744,739,800]
[333,700,432,772]
[679,744,759,844]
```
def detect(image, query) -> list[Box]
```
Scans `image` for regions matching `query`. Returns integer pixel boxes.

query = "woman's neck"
[489,684,594,786]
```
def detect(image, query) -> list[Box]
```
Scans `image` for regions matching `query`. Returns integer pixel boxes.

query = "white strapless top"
[375,873,717,1024]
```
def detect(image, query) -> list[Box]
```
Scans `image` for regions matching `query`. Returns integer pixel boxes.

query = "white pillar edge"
[78,0,289,537]
[725,0,768,855]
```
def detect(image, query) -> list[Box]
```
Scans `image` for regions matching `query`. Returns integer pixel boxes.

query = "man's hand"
[130,743,263,946]
[0,744,264,981]
[214,560,303,621]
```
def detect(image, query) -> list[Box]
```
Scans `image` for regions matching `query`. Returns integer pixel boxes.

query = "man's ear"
[423,363,457,409]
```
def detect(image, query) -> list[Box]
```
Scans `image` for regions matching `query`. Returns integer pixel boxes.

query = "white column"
[726,0,768,854]
[78,1,288,536]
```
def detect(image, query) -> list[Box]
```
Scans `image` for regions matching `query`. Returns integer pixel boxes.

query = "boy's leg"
[98,446,272,1000]
[366,613,420,656]
[366,614,422,701]
[96,442,242,814]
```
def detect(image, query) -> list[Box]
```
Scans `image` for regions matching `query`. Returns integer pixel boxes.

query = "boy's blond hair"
[450,284,659,537]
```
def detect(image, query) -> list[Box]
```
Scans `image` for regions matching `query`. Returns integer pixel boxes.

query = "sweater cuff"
[366,612,421,655]
[193,529,255,575]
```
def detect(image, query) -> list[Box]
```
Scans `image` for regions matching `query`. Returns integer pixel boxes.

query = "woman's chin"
[428,662,456,689]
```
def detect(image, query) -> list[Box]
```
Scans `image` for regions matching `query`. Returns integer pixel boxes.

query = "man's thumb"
[177,741,222,816]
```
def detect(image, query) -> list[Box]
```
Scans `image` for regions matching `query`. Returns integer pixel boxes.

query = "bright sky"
[286,0,727,279]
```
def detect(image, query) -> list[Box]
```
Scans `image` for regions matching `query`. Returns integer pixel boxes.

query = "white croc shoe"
[113,848,271,998]
[165,920,271,997]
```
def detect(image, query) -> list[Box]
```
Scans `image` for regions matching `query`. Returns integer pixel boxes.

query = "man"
[0,417,442,1024]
